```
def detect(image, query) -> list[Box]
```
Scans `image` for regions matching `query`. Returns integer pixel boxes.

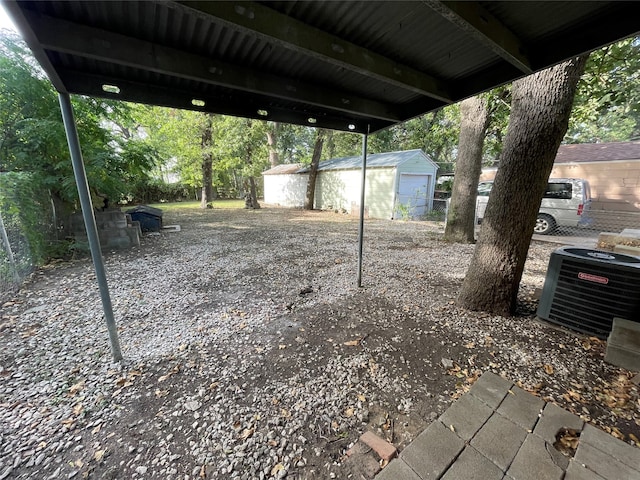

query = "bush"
[126,179,195,204]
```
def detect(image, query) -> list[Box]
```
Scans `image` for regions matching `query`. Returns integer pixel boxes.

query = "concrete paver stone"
[440,446,504,480]
[400,420,465,479]
[471,412,528,471]
[375,458,421,480]
[507,434,565,480]
[376,373,640,480]
[469,372,513,409]
[564,460,606,480]
[533,402,584,444]
[575,438,640,479]
[439,392,494,441]
[497,386,545,431]
[580,424,640,471]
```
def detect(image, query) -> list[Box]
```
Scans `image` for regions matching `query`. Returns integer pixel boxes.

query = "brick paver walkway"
[376,372,640,480]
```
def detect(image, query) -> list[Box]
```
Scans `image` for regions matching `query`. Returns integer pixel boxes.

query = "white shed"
[262,149,438,219]
[314,149,438,219]
[262,163,309,207]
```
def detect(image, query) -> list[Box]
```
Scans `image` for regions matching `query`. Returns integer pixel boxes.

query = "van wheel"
[534,214,556,235]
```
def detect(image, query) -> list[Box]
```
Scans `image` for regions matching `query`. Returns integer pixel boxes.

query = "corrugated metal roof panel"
[262,164,305,175]
[6,0,640,133]
[297,149,431,172]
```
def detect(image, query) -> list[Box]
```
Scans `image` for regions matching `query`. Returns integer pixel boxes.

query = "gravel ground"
[1,207,638,480]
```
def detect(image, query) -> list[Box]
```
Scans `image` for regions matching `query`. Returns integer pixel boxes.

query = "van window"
[477,182,492,196]
[543,183,572,199]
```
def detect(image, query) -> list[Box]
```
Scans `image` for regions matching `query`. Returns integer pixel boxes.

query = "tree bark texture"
[245,119,261,209]
[444,96,491,243]
[304,129,326,210]
[200,114,214,209]
[248,177,260,209]
[266,122,280,168]
[457,55,588,316]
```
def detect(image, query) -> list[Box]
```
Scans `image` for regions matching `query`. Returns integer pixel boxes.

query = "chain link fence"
[0,173,57,302]
[423,198,639,240]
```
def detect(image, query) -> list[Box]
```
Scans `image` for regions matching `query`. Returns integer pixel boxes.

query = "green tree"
[1,32,156,259]
[458,55,589,316]
[443,95,491,243]
[304,129,327,210]
[567,36,640,142]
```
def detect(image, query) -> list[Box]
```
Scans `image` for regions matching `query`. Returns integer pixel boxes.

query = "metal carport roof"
[4,1,640,134]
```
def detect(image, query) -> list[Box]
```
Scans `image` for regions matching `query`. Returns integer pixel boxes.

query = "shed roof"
[301,149,437,172]
[5,1,639,134]
[555,141,640,163]
[262,163,304,175]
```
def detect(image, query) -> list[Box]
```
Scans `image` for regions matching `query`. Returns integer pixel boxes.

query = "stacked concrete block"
[71,209,140,251]
[605,317,640,370]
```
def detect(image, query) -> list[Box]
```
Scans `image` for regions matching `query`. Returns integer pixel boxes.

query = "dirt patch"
[1,207,638,480]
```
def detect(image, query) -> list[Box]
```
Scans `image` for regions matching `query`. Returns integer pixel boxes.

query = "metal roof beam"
[23,10,402,123]
[57,69,390,134]
[425,1,533,75]
[176,1,453,103]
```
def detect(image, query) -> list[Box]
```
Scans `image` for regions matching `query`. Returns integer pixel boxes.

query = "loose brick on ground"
[360,431,397,462]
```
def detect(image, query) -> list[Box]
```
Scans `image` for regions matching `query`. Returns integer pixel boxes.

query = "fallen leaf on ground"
[158,364,180,382]
[68,381,85,396]
[544,364,554,375]
[343,338,360,346]
[94,450,105,461]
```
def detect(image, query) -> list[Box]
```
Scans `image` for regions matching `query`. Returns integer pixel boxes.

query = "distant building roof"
[555,141,640,163]
[299,149,437,173]
[262,163,304,175]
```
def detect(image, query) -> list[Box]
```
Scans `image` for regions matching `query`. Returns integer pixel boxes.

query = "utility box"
[126,205,163,232]
[537,247,640,338]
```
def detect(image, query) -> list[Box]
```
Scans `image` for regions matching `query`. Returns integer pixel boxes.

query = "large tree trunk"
[304,129,326,210]
[244,119,261,209]
[200,114,214,209]
[443,96,491,243]
[266,122,280,168]
[248,177,260,209]
[457,55,588,316]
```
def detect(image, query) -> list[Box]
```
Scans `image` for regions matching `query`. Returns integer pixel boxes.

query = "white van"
[476,178,592,235]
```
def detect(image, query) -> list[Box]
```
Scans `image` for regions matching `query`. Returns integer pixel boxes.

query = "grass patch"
[147,199,246,211]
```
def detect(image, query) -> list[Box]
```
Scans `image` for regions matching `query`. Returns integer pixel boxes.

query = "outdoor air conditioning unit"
[537,247,640,338]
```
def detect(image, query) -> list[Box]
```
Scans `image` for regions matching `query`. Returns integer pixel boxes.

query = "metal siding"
[316,170,362,212]
[365,168,396,219]
[263,173,307,207]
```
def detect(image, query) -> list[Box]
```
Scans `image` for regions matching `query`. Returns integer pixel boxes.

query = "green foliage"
[127,178,194,204]
[394,202,412,221]
[567,36,640,142]
[0,32,159,263]
[0,172,53,265]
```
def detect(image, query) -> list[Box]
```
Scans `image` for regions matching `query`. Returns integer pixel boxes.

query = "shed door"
[396,174,430,219]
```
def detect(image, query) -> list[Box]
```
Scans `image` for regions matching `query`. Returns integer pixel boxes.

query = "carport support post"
[357,128,369,287]
[58,92,123,363]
